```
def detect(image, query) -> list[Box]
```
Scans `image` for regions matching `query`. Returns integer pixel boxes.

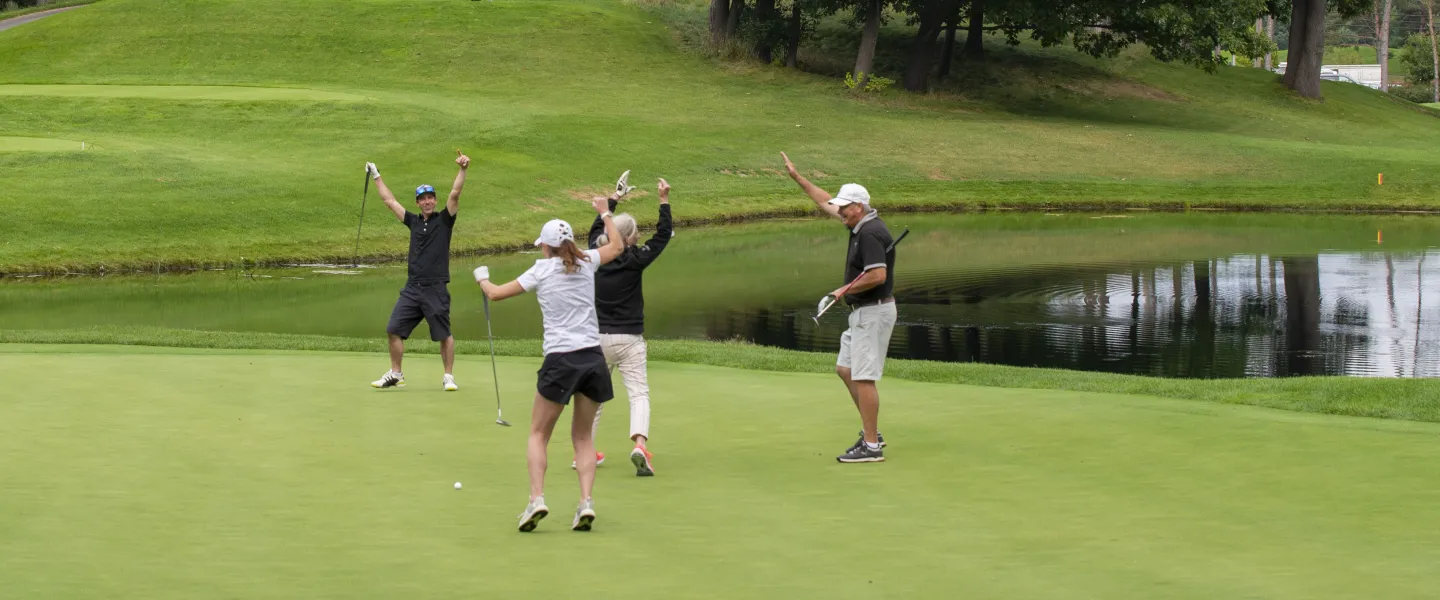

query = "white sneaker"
[442,374,458,392]
[572,498,596,531]
[371,370,405,388]
[517,496,548,532]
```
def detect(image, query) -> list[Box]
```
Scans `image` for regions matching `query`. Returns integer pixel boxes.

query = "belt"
[848,297,895,308]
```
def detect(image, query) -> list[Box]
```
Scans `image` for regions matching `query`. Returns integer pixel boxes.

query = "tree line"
[707,0,1440,100]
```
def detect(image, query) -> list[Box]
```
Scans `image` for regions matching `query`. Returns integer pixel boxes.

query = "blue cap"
[415,184,436,199]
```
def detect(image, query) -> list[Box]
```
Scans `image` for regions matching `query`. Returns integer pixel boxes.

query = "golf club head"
[496,418,512,427]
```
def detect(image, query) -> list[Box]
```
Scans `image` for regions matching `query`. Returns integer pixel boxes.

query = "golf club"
[812,226,910,324]
[482,293,512,427]
[352,167,371,268]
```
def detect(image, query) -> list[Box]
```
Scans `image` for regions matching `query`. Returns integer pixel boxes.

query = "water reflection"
[708,252,1439,378]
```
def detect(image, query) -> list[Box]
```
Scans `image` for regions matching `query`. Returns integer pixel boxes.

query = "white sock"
[865,441,881,451]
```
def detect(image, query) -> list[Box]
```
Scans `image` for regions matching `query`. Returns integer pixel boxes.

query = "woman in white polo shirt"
[476,197,624,532]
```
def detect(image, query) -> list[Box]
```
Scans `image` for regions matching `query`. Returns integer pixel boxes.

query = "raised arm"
[587,195,620,249]
[447,152,469,217]
[592,197,624,264]
[634,178,673,267]
[367,162,406,222]
[781,152,841,220]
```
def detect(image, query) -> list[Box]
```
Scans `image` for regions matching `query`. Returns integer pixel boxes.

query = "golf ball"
[454,482,462,490]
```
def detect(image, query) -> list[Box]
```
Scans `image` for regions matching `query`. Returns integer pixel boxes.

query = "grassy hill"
[1,0,1439,273]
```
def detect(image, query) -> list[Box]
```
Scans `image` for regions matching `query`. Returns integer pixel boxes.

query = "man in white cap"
[781,152,897,463]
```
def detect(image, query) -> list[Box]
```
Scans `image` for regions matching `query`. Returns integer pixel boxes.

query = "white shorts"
[837,301,898,381]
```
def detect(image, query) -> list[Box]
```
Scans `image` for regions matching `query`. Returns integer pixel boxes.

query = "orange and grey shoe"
[630,446,655,477]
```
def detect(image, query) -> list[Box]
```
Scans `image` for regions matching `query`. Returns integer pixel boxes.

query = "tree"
[853,0,885,87]
[936,10,960,79]
[753,0,780,62]
[710,0,731,45]
[964,0,987,59]
[1429,0,1439,101]
[1401,32,1435,86]
[902,0,960,91]
[1280,0,1370,98]
[784,3,805,67]
[1374,0,1393,91]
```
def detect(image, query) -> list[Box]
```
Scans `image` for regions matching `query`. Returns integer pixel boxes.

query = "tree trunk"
[937,15,958,80]
[963,0,984,60]
[1281,256,1323,376]
[726,0,744,40]
[1429,0,1439,102]
[903,0,954,92]
[1376,0,1392,91]
[1264,16,1275,71]
[709,0,730,45]
[1283,0,1327,99]
[1254,18,1264,68]
[784,3,802,68]
[753,0,776,63]
[853,0,882,88]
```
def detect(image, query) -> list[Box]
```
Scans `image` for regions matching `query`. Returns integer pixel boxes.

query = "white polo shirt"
[518,249,604,355]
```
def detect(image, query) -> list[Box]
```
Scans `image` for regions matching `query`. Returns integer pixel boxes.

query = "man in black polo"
[365,153,469,391]
[782,152,897,463]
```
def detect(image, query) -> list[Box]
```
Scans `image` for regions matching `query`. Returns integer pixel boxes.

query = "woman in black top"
[584,178,673,476]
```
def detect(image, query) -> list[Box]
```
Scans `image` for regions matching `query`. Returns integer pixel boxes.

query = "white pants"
[593,333,651,441]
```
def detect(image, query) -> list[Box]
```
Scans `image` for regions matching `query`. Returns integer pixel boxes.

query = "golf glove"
[473,266,490,282]
[366,162,380,180]
[614,170,636,198]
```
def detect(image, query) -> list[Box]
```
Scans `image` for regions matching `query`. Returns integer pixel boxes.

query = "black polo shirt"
[843,210,895,305]
[403,209,456,285]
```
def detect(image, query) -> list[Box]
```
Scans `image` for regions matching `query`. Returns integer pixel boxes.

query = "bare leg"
[854,380,880,445]
[571,394,600,500]
[528,392,564,501]
[388,334,404,372]
[836,366,860,411]
[440,336,455,375]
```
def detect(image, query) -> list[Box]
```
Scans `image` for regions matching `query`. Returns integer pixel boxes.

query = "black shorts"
[536,346,614,405]
[386,283,451,342]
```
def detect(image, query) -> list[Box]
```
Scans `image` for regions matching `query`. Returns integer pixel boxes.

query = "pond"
[3,213,1438,378]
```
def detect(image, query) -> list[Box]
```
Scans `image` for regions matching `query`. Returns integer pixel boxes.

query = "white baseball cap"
[827,183,871,207]
[534,219,574,247]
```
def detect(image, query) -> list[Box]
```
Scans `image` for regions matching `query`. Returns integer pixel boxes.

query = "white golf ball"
[454,482,463,490]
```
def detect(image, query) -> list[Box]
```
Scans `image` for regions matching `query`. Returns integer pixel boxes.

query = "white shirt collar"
[851,209,879,234]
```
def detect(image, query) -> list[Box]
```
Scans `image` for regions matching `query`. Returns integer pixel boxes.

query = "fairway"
[4,344,1439,598]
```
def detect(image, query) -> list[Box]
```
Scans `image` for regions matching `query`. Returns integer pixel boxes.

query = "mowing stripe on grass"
[0,84,369,102]
[0,136,82,152]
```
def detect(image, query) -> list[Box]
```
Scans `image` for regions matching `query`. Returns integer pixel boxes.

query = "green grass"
[0,135,81,151]
[6,327,1439,422]
[3,343,1439,598]
[2,0,1440,272]
[0,0,97,20]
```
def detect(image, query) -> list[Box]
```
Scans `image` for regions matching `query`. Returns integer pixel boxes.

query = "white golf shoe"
[517,496,549,532]
[371,370,405,389]
[572,498,596,531]
[442,374,458,392]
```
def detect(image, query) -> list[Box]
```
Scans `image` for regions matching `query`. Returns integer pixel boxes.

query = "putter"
[352,168,371,268]
[812,227,911,325]
[482,293,511,427]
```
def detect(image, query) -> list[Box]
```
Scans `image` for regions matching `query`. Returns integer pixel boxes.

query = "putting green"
[0,84,368,102]
[3,344,1439,598]
[0,135,82,152]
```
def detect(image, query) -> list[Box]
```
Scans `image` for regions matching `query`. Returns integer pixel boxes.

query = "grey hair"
[594,213,640,247]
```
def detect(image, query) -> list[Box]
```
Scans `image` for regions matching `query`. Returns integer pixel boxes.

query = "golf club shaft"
[815,227,909,321]
[483,294,503,418]
[352,172,371,268]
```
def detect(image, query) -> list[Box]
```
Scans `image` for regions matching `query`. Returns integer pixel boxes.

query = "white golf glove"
[614,169,636,198]
[816,295,832,314]
[366,162,380,180]
[473,266,490,282]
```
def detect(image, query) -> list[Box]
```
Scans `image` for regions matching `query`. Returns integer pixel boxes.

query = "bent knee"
[835,365,852,380]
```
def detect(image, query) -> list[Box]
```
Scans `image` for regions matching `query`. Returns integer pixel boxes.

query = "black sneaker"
[846,431,887,453]
[837,444,885,463]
